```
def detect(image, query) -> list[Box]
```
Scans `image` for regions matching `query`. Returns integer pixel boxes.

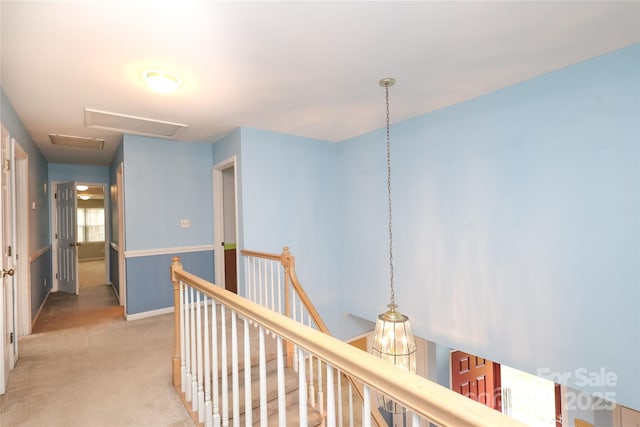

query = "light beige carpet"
[0,314,192,427]
[79,259,107,289]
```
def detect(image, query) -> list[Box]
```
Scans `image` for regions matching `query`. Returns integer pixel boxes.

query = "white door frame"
[76,182,109,291]
[0,124,11,394]
[116,163,126,309]
[50,181,60,292]
[212,156,239,290]
[14,142,30,337]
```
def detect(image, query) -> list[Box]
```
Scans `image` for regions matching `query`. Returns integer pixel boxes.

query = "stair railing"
[171,256,527,427]
[242,247,386,426]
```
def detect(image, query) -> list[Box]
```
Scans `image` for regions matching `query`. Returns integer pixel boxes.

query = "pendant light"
[371,78,417,414]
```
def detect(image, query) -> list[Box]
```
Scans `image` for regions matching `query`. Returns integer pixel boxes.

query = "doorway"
[76,184,107,290]
[213,157,238,293]
[52,182,107,295]
[451,350,561,426]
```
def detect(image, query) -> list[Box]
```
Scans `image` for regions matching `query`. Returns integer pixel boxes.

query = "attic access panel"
[49,134,105,149]
[84,108,187,138]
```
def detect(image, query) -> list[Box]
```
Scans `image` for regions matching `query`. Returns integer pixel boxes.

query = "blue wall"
[48,163,109,184]
[337,45,639,408]
[1,88,49,252]
[121,135,215,315]
[240,128,340,311]
[122,135,214,251]
[212,128,243,248]
[29,251,51,319]
[125,250,214,314]
[1,87,52,319]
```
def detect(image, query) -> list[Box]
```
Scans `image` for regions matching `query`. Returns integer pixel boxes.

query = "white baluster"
[269,261,275,312]
[180,281,186,394]
[244,256,250,301]
[326,364,335,427]
[231,311,240,427]
[306,316,315,408]
[317,355,324,415]
[258,259,264,307]
[348,381,353,427]
[337,371,343,427]
[298,347,308,427]
[259,326,267,427]
[362,385,371,427]
[197,290,204,419]
[277,266,282,315]
[412,413,420,427]
[212,302,221,427]
[291,295,298,373]
[276,336,286,426]
[191,287,198,410]
[185,287,193,402]
[221,305,229,427]
[243,317,252,427]
[204,295,213,427]
[252,258,257,305]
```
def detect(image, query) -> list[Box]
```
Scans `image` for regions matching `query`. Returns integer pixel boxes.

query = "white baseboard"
[125,306,174,321]
[31,290,51,331]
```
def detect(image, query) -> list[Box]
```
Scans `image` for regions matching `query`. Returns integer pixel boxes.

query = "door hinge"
[7,246,11,257]
[54,192,58,200]
[9,332,14,344]
[55,233,58,239]
[55,273,59,279]
[3,159,10,171]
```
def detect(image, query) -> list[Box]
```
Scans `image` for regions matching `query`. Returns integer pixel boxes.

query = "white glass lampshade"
[372,303,417,413]
[144,70,182,94]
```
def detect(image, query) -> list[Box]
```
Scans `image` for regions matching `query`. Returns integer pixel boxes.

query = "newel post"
[281,246,294,368]
[170,256,183,388]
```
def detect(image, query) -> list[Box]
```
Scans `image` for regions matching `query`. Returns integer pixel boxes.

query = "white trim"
[31,290,51,331]
[213,156,239,290]
[15,143,31,337]
[29,245,51,263]
[125,244,215,258]
[125,306,174,321]
[116,163,126,310]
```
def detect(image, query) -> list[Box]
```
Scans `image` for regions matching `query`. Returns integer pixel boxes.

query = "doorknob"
[70,242,82,247]
[2,268,15,278]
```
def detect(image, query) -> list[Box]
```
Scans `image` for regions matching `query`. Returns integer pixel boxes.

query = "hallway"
[0,281,192,426]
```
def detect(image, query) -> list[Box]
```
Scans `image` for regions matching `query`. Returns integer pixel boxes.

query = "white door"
[1,125,17,395]
[57,182,79,294]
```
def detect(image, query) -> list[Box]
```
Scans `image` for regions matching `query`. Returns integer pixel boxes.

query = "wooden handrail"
[170,258,527,427]
[241,246,384,426]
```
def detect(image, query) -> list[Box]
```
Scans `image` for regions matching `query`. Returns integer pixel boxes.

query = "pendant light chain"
[384,81,395,307]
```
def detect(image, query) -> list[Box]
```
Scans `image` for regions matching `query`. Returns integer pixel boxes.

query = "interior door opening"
[55,182,78,295]
[1,125,17,394]
[14,143,30,338]
[451,349,561,426]
[213,157,238,294]
[76,184,107,292]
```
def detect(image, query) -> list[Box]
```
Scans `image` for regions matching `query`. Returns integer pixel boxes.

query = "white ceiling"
[1,1,638,166]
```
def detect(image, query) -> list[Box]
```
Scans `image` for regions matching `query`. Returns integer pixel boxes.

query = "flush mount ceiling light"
[143,69,182,94]
[371,78,417,414]
[79,195,90,200]
[76,185,88,191]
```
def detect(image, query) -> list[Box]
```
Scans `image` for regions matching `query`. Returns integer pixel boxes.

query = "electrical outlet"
[180,219,190,228]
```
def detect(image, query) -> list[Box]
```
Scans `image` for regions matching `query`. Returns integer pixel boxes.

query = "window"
[77,208,105,242]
